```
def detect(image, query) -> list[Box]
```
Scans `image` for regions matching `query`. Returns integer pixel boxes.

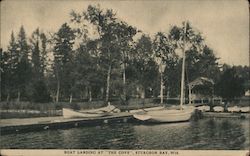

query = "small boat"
[240,106,250,113]
[129,106,164,113]
[80,104,120,113]
[196,105,210,112]
[227,106,240,112]
[133,106,194,123]
[63,108,111,118]
[213,106,224,112]
[63,104,120,118]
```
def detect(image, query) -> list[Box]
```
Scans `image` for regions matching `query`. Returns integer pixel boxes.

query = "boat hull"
[63,108,110,118]
[133,107,194,123]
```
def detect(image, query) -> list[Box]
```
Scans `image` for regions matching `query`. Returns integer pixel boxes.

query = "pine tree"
[53,23,75,102]
[16,26,32,102]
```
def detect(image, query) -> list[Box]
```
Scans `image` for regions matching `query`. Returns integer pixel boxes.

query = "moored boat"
[213,106,224,112]
[63,108,111,118]
[129,106,164,113]
[227,106,240,112]
[133,106,194,123]
[80,104,120,113]
[240,106,250,113]
[196,105,210,112]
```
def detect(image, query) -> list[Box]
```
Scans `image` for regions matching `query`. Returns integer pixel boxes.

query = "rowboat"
[129,106,164,113]
[63,108,111,118]
[213,106,224,112]
[63,104,120,118]
[133,22,195,123]
[80,104,120,113]
[227,106,240,112]
[196,105,210,112]
[240,106,250,113]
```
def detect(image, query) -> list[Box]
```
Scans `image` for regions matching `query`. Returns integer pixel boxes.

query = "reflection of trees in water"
[61,123,137,149]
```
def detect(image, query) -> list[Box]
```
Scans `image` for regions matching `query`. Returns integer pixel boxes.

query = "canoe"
[62,108,111,118]
[133,106,194,123]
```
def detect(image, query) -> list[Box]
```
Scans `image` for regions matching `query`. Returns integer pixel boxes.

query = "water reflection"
[0,118,249,149]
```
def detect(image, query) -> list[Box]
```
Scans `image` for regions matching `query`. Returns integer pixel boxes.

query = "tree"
[30,28,43,80]
[168,22,220,99]
[215,67,245,111]
[3,32,18,101]
[153,32,177,103]
[53,23,75,102]
[132,34,158,99]
[82,5,125,102]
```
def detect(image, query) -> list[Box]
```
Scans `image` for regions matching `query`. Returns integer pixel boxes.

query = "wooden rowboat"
[63,108,111,118]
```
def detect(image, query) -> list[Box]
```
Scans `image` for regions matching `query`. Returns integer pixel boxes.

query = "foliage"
[215,67,245,101]
[1,5,248,105]
[31,80,51,103]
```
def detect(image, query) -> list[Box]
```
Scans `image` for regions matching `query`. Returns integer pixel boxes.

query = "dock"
[202,112,250,119]
[0,112,133,135]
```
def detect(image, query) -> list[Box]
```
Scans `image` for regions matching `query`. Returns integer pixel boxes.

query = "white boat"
[133,22,195,123]
[240,106,250,113]
[133,106,194,123]
[80,104,120,113]
[227,106,240,112]
[63,108,111,118]
[213,106,224,112]
[196,105,210,112]
[129,106,164,113]
[63,104,120,118]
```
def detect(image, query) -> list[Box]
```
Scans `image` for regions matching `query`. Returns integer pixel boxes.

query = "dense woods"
[0,5,249,104]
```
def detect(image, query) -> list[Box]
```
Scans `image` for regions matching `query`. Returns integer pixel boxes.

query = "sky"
[1,0,249,66]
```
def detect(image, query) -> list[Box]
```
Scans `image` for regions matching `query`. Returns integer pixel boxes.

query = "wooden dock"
[0,112,134,135]
[202,112,250,119]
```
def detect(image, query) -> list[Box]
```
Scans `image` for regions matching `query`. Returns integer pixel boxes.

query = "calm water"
[1,118,249,149]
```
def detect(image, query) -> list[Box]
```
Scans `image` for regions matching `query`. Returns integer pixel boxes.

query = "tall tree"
[153,32,177,102]
[82,5,124,102]
[132,34,158,98]
[30,28,43,80]
[53,23,75,102]
[3,32,19,101]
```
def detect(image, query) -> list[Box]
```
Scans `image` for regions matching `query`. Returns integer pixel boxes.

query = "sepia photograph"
[0,0,249,155]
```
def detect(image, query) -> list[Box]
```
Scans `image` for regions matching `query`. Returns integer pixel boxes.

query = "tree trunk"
[17,89,20,102]
[69,93,73,103]
[89,88,92,102]
[56,80,60,102]
[160,70,164,104]
[6,92,10,102]
[140,87,145,99]
[122,56,126,104]
[105,64,111,102]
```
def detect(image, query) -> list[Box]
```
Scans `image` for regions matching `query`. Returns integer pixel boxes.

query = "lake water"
[0,118,249,149]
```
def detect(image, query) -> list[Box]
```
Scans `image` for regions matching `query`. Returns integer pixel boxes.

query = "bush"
[69,103,80,110]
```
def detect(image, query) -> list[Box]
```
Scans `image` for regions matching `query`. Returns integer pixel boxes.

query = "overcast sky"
[1,0,249,66]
